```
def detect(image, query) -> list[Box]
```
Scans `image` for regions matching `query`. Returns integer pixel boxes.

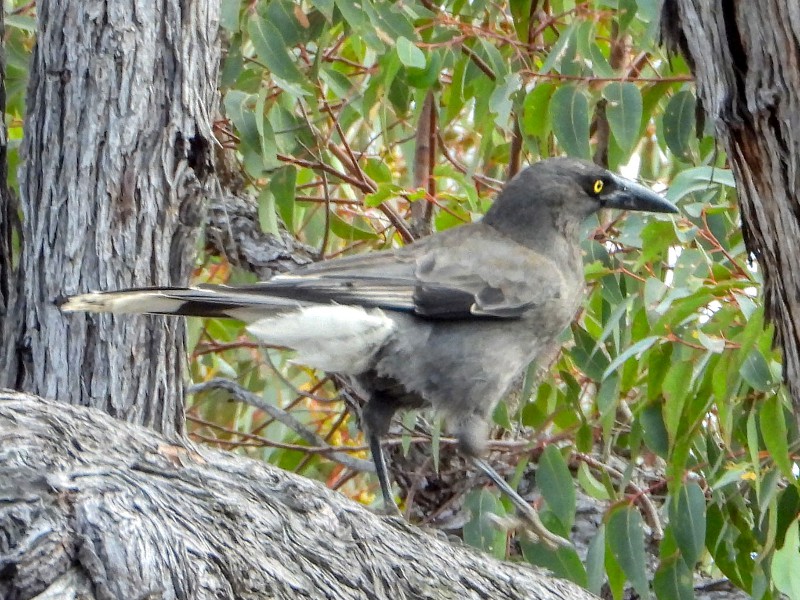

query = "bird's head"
[483,157,678,244]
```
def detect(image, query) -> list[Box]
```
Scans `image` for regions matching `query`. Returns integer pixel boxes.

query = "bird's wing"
[265,225,566,320]
[250,249,421,312]
[410,227,566,319]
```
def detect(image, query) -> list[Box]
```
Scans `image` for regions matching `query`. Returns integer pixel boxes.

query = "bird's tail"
[59,285,302,321]
[60,285,397,374]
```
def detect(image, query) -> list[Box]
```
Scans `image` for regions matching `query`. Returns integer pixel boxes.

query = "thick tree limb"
[0,392,595,600]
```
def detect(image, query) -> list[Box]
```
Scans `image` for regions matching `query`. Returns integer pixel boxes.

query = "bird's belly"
[368,311,569,419]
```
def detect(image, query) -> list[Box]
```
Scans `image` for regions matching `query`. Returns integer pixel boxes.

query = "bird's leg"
[369,433,402,516]
[470,457,571,549]
[453,411,571,547]
[361,398,403,516]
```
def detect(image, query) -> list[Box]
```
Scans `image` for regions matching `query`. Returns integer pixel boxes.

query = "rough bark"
[0,1,218,437]
[205,187,314,279]
[0,391,595,600]
[660,1,800,410]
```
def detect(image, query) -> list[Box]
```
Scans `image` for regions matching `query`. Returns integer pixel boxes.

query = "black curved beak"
[604,174,678,214]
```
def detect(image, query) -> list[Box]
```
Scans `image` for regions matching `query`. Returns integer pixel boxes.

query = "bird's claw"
[515,506,572,549]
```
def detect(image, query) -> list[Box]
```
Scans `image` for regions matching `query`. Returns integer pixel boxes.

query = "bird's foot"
[513,505,572,550]
[471,457,572,549]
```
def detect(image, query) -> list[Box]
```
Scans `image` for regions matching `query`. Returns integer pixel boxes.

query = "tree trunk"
[0,391,595,600]
[660,1,800,410]
[0,1,218,437]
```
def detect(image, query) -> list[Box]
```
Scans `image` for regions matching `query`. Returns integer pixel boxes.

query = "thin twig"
[573,451,664,539]
[187,378,374,473]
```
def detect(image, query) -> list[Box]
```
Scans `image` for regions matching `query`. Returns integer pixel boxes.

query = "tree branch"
[0,391,596,600]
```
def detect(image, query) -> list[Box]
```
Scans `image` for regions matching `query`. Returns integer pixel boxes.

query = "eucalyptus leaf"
[669,482,706,566]
[663,90,696,159]
[603,82,642,154]
[463,489,507,559]
[248,16,307,91]
[550,85,591,159]
[607,506,651,600]
[396,37,426,69]
[538,445,576,534]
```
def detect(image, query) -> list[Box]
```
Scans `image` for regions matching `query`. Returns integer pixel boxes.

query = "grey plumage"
[61,157,678,547]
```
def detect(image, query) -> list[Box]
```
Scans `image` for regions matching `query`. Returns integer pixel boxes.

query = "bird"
[61,157,678,547]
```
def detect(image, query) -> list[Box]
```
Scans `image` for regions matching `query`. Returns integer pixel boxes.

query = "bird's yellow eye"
[593,179,604,194]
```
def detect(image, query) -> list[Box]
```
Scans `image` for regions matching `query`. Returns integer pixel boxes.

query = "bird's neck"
[484,202,577,252]
[484,203,585,286]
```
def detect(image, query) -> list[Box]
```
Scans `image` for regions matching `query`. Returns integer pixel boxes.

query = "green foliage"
[538,444,577,535]
[773,519,800,598]
[463,488,508,559]
[663,90,696,160]
[202,0,798,591]
[521,539,588,588]
[8,0,799,596]
[551,85,591,159]
[669,482,706,567]
[608,505,651,599]
[4,2,34,195]
[603,81,643,156]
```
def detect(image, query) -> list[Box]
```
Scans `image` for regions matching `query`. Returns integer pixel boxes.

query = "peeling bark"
[0,1,219,436]
[0,392,595,600]
[660,1,800,411]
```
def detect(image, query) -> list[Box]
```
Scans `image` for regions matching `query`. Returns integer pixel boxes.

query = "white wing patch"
[246,305,396,374]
